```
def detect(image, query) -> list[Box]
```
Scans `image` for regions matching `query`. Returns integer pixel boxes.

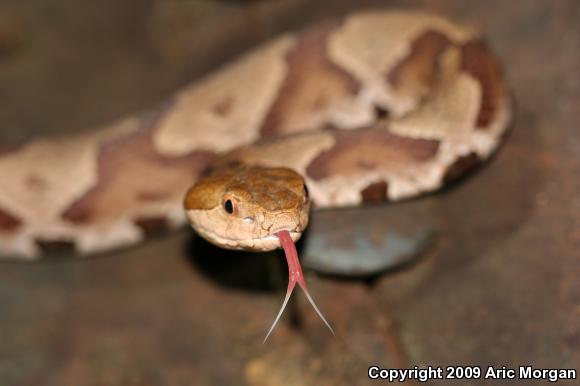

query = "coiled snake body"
[0,10,510,260]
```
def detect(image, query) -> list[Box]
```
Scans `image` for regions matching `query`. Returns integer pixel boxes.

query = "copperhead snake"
[0,10,511,337]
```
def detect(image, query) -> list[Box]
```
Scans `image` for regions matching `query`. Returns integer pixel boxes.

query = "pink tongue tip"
[263,230,334,343]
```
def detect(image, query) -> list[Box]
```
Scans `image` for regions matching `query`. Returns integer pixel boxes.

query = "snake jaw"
[187,208,304,250]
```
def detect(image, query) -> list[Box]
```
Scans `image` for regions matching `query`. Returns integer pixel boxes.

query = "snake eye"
[224,199,234,214]
[303,185,309,202]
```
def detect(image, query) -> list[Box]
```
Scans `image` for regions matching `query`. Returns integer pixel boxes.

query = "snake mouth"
[193,221,302,251]
[263,230,301,243]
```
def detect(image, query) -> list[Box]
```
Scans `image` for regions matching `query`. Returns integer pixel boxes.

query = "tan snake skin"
[0,10,511,259]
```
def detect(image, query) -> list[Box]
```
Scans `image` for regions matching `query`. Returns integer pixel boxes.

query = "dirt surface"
[0,1,579,385]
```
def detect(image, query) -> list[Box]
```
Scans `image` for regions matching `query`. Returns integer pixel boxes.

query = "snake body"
[0,10,510,259]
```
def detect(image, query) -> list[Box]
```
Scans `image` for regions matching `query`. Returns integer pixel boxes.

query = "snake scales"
[0,10,510,259]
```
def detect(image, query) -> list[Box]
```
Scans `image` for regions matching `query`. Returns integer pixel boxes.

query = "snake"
[0,10,511,337]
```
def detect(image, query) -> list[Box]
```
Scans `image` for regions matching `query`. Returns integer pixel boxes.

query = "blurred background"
[0,0,579,385]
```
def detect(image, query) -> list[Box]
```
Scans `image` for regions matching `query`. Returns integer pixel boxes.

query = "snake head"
[184,164,310,251]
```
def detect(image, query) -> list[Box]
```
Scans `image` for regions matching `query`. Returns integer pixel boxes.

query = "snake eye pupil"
[224,199,234,214]
[304,185,309,200]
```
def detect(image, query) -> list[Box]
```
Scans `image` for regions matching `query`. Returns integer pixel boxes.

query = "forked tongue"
[263,230,334,342]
